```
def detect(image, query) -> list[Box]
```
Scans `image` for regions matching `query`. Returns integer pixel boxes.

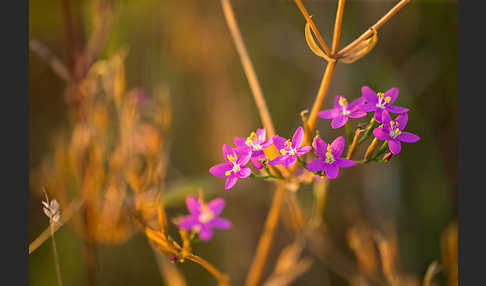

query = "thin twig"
[221,0,276,137]
[294,0,331,56]
[186,254,230,286]
[50,223,64,286]
[331,0,346,55]
[244,183,286,286]
[303,60,336,145]
[29,199,84,255]
[29,39,72,82]
[337,0,410,58]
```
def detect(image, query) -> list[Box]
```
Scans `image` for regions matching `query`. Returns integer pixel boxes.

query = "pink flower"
[177,196,232,241]
[209,144,251,190]
[268,126,311,168]
[306,136,355,179]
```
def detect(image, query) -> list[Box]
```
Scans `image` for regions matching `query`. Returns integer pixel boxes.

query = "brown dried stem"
[337,0,410,58]
[186,254,230,286]
[221,0,276,137]
[331,0,346,55]
[294,0,331,56]
[244,183,286,286]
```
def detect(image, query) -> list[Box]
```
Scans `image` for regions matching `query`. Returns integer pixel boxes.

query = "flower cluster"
[318,86,419,155]
[194,86,420,241]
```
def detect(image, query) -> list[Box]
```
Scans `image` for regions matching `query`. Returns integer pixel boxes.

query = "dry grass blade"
[29,198,84,255]
[339,29,378,64]
[30,39,72,82]
[262,239,312,286]
[151,247,187,286]
[423,261,441,286]
[441,220,457,286]
[304,23,335,62]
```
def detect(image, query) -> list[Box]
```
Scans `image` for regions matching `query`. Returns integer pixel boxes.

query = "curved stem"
[186,254,230,286]
[244,183,286,286]
[294,0,331,56]
[337,0,410,57]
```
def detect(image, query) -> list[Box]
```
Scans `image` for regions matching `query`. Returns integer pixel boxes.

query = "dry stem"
[50,223,64,286]
[337,0,410,58]
[294,0,331,56]
[244,183,286,286]
[221,0,276,137]
[186,254,230,286]
[331,0,346,55]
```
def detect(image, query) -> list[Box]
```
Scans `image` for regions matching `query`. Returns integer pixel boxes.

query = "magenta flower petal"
[395,113,408,130]
[207,198,225,216]
[359,103,377,112]
[373,127,389,141]
[397,132,420,143]
[349,111,367,118]
[272,136,287,150]
[387,105,409,114]
[209,218,232,229]
[209,163,232,177]
[335,158,355,168]
[268,155,286,166]
[384,87,399,104]
[251,157,264,169]
[362,86,378,104]
[223,144,236,163]
[381,110,392,124]
[261,138,273,148]
[283,156,297,168]
[318,109,339,119]
[331,136,345,157]
[348,97,366,110]
[292,126,304,148]
[313,137,327,157]
[306,158,325,172]
[331,115,348,129]
[375,109,384,123]
[296,146,311,155]
[324,164,339,179]
[237,151,251,165]
[238,166,252,178]
[256,128,266,141]
[388,140,401,154]
[199,226,213,241]
[225,175,238,190]
[186,196,201,215]
[177,216,199,230]
[234,137,246,147]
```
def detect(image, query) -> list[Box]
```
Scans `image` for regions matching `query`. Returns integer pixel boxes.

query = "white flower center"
[198,208,214,223]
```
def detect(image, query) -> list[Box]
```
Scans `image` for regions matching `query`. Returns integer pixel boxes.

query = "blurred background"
[29,0,457,285]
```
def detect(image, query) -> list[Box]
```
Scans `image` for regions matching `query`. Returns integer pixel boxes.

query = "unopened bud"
[383,152,393,162]
[364,138,379,160]
[346,128,362,159]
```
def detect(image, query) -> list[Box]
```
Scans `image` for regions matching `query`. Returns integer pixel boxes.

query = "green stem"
[345,122,353,144]
[366,141,388,163]
[358,117,376,144]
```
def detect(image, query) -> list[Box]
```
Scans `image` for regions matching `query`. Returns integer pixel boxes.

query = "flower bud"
[364,137,379,160]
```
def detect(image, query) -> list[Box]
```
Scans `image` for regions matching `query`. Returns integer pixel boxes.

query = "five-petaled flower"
[373,110,420,154]
[268,126,311,168]
[318,95,367,128]
[177,196,232,241]
[306,136,355,179]
[234,128,273,169]
[359,86,409,123]
[209,144,252,190]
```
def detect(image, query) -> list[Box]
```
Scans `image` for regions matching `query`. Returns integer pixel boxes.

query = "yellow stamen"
[327,145,333,152]
[285,139,292,148]
[227,155,236,162]
[385,96,391,103]
[225,170,231,176]
[280,149,287,155]
[377,92,384,98]
[338,96,347,106]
